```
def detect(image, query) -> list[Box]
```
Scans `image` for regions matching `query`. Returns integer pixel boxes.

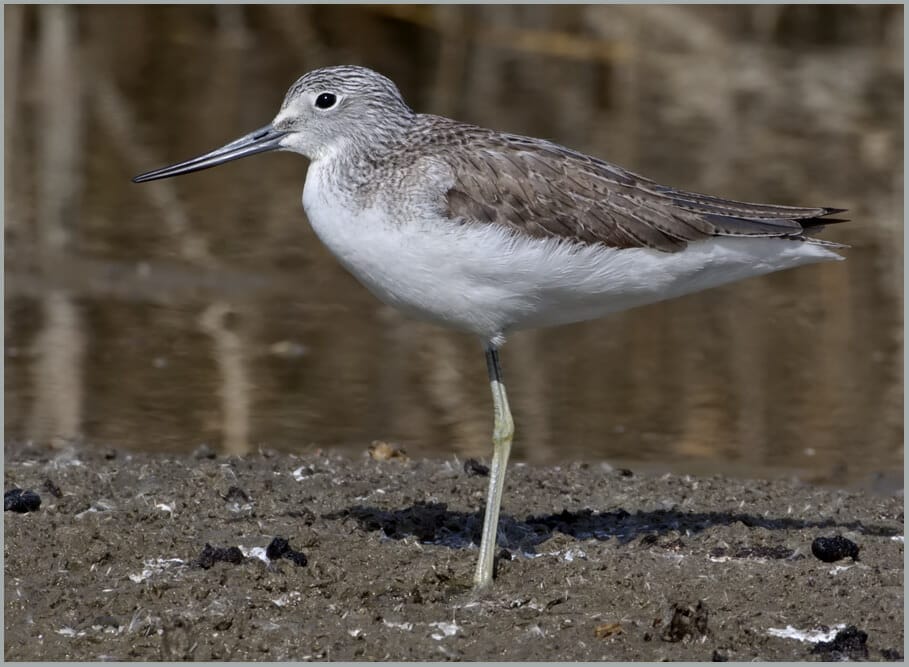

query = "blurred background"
[4,5,903,491]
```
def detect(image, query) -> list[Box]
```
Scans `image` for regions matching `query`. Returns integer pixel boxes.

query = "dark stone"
[285,551,308,566]
[810,625,868,660]
[195,543,245,569]
[4,488,41,513]
[662,601,708,642]
[266,536,307,566]
[41,478,63,498]
[463,458,490,477]
[811,535,860,562]
[618,468,634,477]
[881,648,903,661]
[266,537,291,559]
[711,649,728,661]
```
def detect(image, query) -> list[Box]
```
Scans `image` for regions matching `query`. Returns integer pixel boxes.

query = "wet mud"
[4,443,903,661]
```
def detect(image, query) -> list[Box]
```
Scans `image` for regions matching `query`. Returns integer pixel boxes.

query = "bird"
[133,65,847,590]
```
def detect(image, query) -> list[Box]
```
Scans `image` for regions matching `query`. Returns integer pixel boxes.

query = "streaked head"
[132,65,414,183]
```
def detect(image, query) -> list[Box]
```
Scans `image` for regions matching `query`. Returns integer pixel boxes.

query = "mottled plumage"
[431,116,845,252]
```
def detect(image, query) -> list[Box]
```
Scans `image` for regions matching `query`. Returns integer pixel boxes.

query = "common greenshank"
[134,65,846,590]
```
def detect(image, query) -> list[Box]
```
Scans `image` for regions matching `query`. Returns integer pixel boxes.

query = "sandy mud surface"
[4,443,903,661]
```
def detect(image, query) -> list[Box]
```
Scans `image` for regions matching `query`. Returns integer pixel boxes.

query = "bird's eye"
[315,93,337,109]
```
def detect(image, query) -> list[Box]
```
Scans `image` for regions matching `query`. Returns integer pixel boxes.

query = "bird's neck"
[313,118,415,192]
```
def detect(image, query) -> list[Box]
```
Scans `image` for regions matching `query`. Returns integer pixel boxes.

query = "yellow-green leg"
[474,345,514,590]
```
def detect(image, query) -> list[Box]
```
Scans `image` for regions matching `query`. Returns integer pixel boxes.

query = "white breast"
[302,161,843,344]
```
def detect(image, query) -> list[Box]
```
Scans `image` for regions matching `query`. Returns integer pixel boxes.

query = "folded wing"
[441,128,846,253]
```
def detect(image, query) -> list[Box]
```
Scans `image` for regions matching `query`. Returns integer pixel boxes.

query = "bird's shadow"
[325,501,899,554]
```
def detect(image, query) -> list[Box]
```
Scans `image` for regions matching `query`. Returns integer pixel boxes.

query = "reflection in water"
[4,6,903,491]
[27,292,84,447]
[199,302,251,455]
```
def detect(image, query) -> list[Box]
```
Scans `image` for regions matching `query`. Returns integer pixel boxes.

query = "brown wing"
[440,127,846,253]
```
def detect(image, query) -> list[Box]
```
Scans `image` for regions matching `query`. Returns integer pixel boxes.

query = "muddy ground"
[4,442,903,661]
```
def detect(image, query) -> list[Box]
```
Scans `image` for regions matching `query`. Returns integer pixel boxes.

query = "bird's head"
[132,65,414,183]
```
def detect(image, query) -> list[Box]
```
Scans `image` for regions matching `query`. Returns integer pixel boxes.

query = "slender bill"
[132,124,287,183]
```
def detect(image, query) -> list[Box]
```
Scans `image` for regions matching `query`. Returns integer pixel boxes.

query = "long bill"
[132,124,287,183]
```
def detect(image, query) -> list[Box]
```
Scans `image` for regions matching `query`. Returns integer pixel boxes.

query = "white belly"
[302,173,842,343]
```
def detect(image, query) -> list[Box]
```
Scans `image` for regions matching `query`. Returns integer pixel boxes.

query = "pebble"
[195,543,245,569]
[811,535,860,562]
[265,536,308,566]
[463,458,490,477]
[810,625,868,660]
[4,488,41,513]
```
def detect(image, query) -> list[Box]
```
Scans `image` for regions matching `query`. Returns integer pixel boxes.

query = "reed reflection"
[3,5,902,491]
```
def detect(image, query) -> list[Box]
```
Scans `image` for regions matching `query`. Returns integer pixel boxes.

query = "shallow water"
[4,6,903,490]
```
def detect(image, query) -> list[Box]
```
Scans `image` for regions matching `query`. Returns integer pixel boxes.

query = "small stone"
[213,618,233,631]
[810,625,868,660]
[285,551,308,566]
[266,537,291,560]
[41,478,62,498]
[194,543,245,569]
[811,535,860,562]
[463,458,490,477]
[4,488,41,513]
[265,536,307,566]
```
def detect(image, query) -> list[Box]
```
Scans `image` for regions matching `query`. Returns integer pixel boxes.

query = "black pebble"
[464,458,490,477]
[285,551,308,566]
[195,543,245,569]
[266,537,291,559]
[265,536,307,566]
[41,478,63,499]
[4,488,41,513]
[711,650,728,662]
[810,625,868,660]
[811,535,860,562]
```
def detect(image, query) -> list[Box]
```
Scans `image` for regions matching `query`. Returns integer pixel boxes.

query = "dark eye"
[315,93,337,109]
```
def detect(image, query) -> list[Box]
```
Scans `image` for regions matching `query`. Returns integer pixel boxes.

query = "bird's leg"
[474,344,515,589]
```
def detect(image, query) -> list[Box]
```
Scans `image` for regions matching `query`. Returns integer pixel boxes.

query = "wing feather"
[423,117,845,253]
